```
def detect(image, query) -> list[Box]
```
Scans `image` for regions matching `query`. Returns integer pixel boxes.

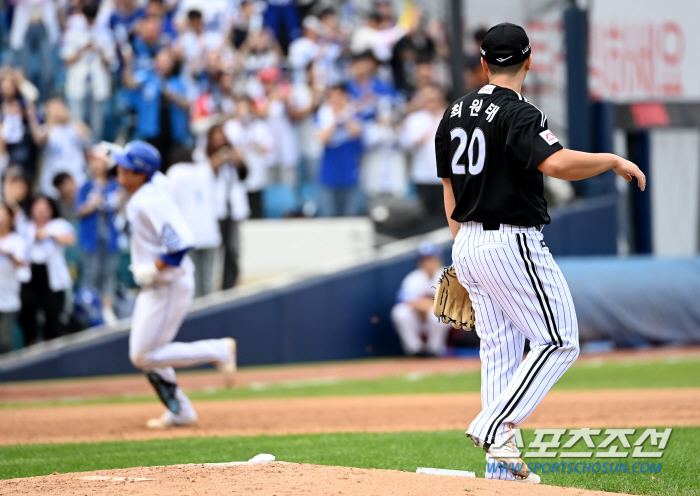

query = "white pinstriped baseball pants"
[452,222,580,478]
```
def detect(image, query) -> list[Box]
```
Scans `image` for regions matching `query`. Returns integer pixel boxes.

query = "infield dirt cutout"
[1,388,699,445]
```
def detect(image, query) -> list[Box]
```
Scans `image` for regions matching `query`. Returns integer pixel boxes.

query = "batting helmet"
[112,141,161,179]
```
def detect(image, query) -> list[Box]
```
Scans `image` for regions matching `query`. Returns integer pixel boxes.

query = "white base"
[416,468,476,478]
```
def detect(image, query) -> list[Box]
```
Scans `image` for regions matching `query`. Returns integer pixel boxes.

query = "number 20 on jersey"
[450,127,485,176]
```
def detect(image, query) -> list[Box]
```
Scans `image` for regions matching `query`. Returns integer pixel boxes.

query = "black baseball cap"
[480,22,531,66]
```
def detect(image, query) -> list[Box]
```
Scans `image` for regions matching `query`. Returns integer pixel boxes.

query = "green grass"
[4,357,700,409]
[1,428,697,495]
[3,358,698,493]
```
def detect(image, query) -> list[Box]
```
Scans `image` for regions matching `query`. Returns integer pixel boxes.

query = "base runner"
[434,23,646,483]
[113,141,237,429]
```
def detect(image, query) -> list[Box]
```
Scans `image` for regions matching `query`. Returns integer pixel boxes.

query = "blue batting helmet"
[112,141,161,179]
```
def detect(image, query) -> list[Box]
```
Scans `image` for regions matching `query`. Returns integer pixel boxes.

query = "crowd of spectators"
[0,0,544,354]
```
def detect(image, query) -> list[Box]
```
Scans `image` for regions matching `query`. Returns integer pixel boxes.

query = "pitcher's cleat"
[515,472,541,484]
[217,337,237,388]
[466,433,540,484]
[146,412,197,429]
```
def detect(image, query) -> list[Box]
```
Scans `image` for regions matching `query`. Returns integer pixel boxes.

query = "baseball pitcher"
[434,23,646,483]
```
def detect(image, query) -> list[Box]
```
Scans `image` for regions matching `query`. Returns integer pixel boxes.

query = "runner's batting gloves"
[129,263,159,286]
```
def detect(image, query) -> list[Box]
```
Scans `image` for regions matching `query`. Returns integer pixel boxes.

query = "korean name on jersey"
[435,84,564,227]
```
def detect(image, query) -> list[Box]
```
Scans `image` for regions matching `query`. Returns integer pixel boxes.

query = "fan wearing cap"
[435,23,646,484]
[114,140,237,429]
[390,243,451,357]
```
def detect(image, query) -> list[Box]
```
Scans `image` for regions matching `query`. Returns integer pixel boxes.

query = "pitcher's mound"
[0,461,634,495]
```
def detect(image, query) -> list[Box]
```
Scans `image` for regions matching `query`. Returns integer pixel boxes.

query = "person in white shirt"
[315,7,346,88]
[174,9,225,96]
[114,140,236,429]
[29,98,91,198]
[391,242,451,357]
[174,0,237,35]
[350,12,405,63]
[0,203,29,353]
[289,63,323,207]
[361,99,408,199]
[206,124,250,289]
[400,85,447,221]
[238,30,282,78]
[19,196,76,346]
[9,0,60,100]
[61,3,117,143]
[224,98,274,218]
[288,16,321,84]
[259,67,299,187]
[166,147,222,297]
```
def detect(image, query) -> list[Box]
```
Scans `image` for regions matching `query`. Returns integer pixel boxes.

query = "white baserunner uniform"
[126,180,231,424]
[452,221,579,480]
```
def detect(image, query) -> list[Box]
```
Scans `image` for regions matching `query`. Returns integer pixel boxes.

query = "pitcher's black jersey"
[435,84,563,226]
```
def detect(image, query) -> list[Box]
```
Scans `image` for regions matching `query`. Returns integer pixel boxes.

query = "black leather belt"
[483,222,543,232]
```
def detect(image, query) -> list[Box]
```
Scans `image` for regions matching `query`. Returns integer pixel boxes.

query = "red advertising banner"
[589,1,697,101]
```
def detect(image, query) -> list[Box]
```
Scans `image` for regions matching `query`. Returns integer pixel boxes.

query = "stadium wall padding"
[545,194,617,256]
[559,256,700,347]
[2,196,680,383]
[0,252,419,382]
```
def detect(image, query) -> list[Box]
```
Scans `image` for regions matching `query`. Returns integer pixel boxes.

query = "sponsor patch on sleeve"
[478,84,496,95]
[539,129,559,145]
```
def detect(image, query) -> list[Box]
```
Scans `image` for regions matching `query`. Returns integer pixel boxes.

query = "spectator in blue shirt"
[263,0,301,54]
[130,15,168,74]
[109,0,146,39]
[144,0,177,43]
[123,46,190,170]
[75,146,122,326]
[316,84,364,217]
[346,50,397,122]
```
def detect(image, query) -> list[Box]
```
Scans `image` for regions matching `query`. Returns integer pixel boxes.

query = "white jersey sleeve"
[142,188,194,254]
[126,182,195,284]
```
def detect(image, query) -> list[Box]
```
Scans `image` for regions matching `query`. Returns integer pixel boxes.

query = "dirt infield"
[2,348,700,446]
[2,350,698,494]
[1,388,698,446]
[0,462,636,496]
[2,346,699,403]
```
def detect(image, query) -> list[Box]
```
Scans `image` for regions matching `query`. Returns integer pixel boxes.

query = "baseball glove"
[433,265,476,331]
